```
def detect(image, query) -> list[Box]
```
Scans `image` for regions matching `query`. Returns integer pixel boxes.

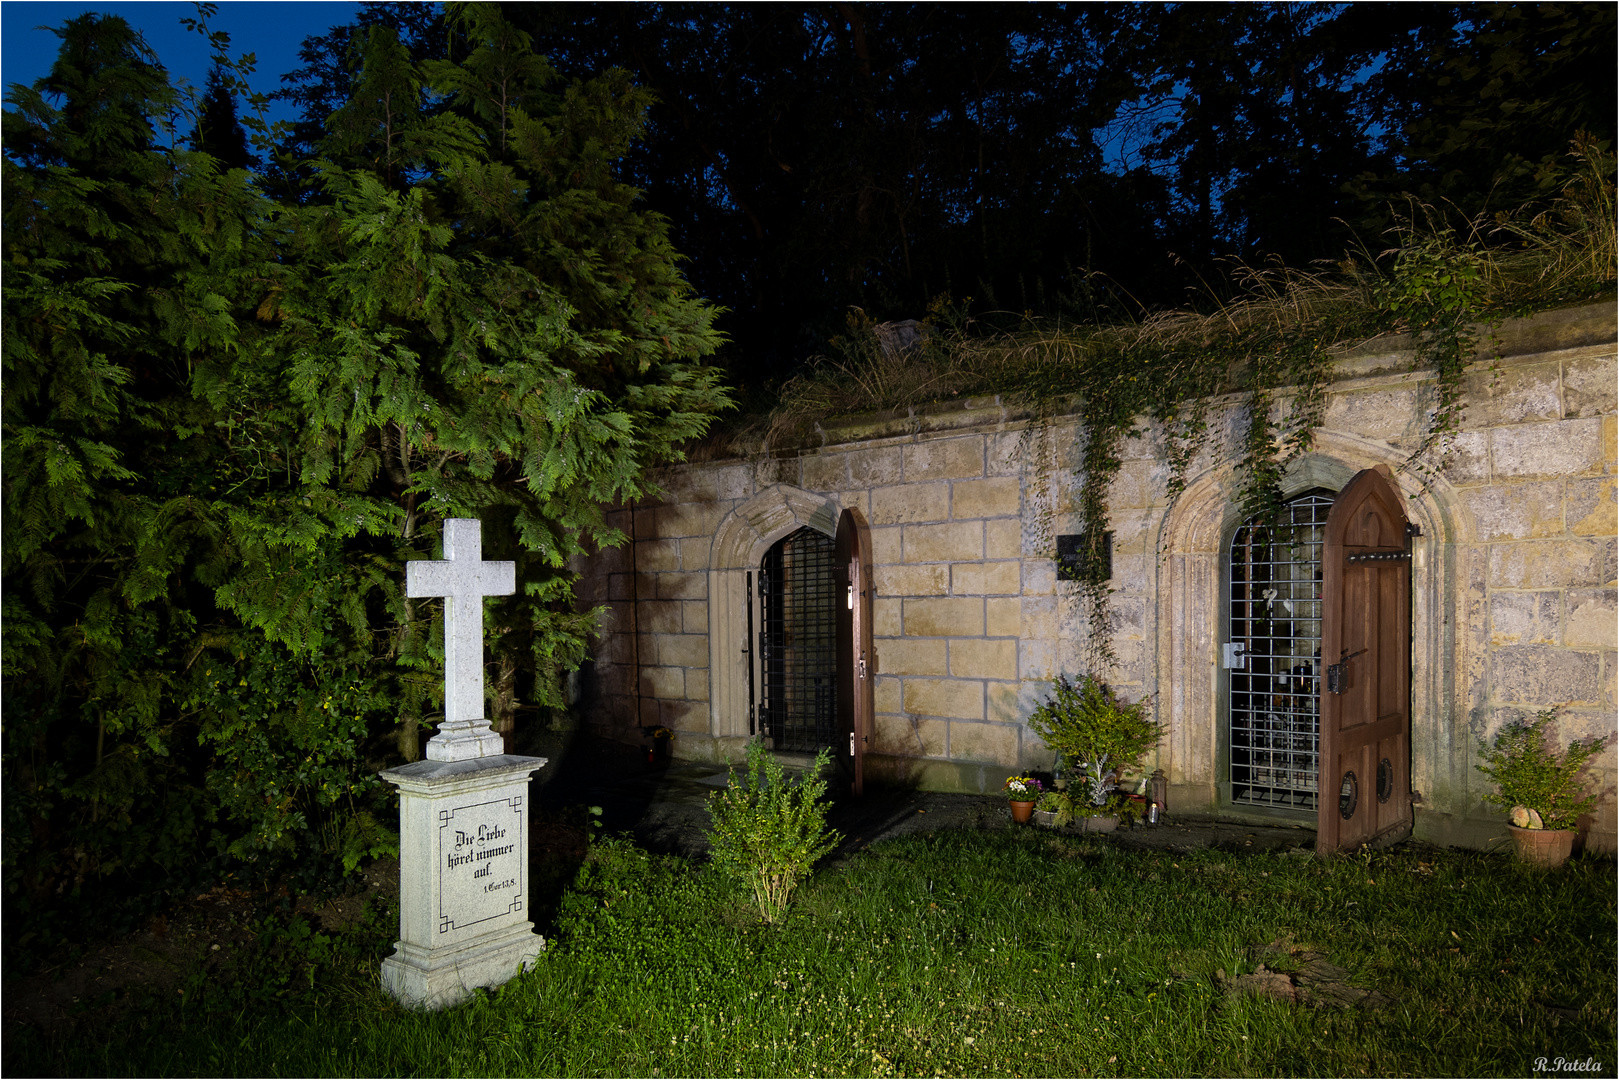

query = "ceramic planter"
[1033,809,1059,828]
[1009,800,1036,824]
[1508,824,1576,868]
[1080,814,1119,834]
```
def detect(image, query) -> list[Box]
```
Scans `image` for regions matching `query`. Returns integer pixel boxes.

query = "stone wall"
[569,301,1617,852]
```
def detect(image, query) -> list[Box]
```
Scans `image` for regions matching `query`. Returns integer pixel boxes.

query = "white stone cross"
[406,519,515,761]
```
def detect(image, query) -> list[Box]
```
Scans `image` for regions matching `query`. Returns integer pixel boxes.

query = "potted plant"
[1034,789,1072,829]
[1027,674,1164,830]
[1476,708,1608,868]
[1003,775,1043,824]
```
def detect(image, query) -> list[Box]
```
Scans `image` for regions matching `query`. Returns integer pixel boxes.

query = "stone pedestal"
[379,753,547,1010]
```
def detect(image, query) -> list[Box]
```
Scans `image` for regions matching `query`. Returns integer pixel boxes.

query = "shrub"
[1027,674,1163,807]
[704,741,841,924]
[1476,709,1608,831]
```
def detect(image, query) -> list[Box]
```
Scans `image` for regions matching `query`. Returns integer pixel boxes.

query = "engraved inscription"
[437,797,524,933]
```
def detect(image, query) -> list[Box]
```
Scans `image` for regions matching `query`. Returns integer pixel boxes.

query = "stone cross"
[406,519,515,761]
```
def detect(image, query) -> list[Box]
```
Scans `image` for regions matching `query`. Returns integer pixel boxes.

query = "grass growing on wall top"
[8,831,1614,1078]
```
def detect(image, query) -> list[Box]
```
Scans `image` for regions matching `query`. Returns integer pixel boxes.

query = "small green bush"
[1476,708,1608,831]
[704,741,841,924]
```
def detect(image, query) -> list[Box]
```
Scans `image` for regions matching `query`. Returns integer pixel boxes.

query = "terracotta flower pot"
[1508,824,1576,868]
[1009,800,1036,824]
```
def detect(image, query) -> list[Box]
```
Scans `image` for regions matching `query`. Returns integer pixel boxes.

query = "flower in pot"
[1027,674,1164,814]
[1003,775,1043,823]
[1475,708,1608,868]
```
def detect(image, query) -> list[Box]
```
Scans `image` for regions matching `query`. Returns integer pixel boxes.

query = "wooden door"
[834,508,874,797]
[1317,466,1414,853]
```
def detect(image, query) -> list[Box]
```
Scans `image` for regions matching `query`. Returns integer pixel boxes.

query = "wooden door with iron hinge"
[834,508,873,797]
[1318,465,1416,853]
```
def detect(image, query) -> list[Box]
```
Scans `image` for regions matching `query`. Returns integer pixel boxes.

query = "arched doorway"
[758,526,838,752]
[1224,469,1415,848]
[1228,490,1335,813]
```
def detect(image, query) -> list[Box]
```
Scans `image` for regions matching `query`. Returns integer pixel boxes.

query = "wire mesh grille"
[760,527,837,753]
[1229,491,1333,811]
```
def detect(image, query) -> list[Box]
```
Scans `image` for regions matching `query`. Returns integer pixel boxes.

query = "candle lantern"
[1149,768,1168,823]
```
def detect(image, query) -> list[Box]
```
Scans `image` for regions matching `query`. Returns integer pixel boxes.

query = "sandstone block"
[1489,540,1612,589]
[639,600,682,634]
[1017,596,1058,641]
[1563,353,1618,419]
[905,522,983,562]
[1020,638,1055,680]
[801,453,848,492]
[655,501,721,540]
[880,638,949,676]
[1112,552,1149,594]
[903,437,985,481]
[659,633,709,669]
[1324,386,1423,441]
[679,538,715,572]
[947,721,1017,765]
[904,677,985,720]
[874,597,902,637]
[1490,645,1603,706]
[656,572,706,600]
[870,525,903,566]
[1463,362,1562,425]
[987,681,1032,724]
[949,638,1018,680]
[874,563,949,597]
[608,573,635,602]
[640,665,685,699]
[952,477,1020,519]
[874,711,946,757]
[874,675,902,714]
[1023,559,1057,595]
[985,518,1023,558]
[1566,589,1618,649]
[986,597,1021,637]
[1464,484,1564,542]
[987,431,1026,476]
[1439,430,1491,486]
[1568,477,1616,537]
[658,699,707,731]
[835,490,871,517]
[951,560,1020,596]
[1491,418,1604,480]
[681,600,708,633]
[685,667,710,702]
[1109,459,1170,510]
[636,538,681,572]
[1488,591,1561,646]
[849,446,904,487]
[905,597,984,637]
[871,483,950,526]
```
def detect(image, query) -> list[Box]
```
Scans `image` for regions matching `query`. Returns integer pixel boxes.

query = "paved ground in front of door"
[527,731,1318,860]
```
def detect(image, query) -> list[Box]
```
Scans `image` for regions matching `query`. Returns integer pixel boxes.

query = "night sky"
[2,1,362,126]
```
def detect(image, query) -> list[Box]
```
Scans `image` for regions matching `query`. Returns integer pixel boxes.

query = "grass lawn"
[7,828,1615,1078]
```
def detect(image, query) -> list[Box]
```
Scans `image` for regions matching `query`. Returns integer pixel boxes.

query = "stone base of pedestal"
[379,751,547,1012]
[381,919,545,1010]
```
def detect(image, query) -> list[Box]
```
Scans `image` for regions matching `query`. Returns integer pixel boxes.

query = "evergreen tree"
[2,6,729,933]
[190,62,255,171]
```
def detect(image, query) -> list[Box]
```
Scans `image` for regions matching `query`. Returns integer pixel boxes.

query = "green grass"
[8,830,1616,1078]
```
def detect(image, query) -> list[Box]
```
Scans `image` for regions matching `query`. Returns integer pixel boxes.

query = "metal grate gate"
[759,527,837,753]
[1229,491,1333,811]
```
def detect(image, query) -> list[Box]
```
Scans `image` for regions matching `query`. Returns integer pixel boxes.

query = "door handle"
[1325,648,1368,694]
